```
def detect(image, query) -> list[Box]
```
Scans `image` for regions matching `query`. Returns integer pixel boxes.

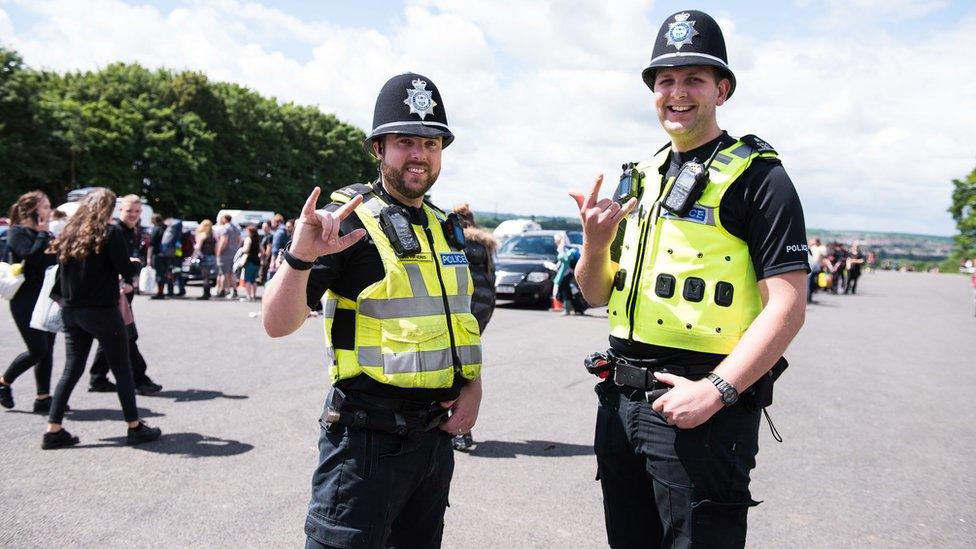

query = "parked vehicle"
[494,230,569,306]
[216,209,275,228]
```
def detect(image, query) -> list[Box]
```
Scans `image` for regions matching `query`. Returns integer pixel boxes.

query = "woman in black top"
[0,191,58,413]
[42,188,161,449]
[240,225,261,302]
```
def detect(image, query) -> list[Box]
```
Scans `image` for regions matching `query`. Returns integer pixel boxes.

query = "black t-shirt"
[608,131,809,364]
[305,187,463,402]
[7,226,56,299]
[60,224,143,308]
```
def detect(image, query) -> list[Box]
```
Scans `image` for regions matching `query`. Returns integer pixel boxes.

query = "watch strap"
[283,249,315,271]
[707,373,739,405]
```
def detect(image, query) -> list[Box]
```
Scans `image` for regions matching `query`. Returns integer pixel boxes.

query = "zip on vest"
[423,225,462,373]
[625,176,671,342]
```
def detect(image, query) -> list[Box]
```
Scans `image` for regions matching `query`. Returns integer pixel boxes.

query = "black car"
[494,230,567,306]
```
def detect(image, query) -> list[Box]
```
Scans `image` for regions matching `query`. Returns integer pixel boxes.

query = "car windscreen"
[567,231,583,245]
[498,235,557,257]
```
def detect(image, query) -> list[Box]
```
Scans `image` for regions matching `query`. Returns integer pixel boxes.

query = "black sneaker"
[88,377,117,392]
[149,294,166,300]
[452,432,475,452]
[0,384,13,409]
[135,379,163,395]
[126,421,162,445]
[42,429,80,450]
[33,397,52,414]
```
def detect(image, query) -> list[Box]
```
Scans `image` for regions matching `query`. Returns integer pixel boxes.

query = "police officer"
[263,73,483,549]
[572,10,809,548]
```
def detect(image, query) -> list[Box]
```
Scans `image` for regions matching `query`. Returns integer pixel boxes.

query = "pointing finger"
[584,174,604,208]
[333,194,363,221]
[302,187,321,217]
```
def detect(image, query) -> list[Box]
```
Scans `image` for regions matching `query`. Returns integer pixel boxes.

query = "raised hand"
[289,187,367,262]
[569,174,638,252]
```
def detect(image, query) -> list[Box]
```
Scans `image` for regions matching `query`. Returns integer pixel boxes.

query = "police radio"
[379,205,422,257]
[661,143,721,218]
[614,162,643,205]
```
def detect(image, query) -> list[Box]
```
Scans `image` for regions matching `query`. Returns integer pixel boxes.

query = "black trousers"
[49,307,139,424]
[304,401,455,549]
[90,293,149,385]
[594,380,761,549]
[3,290,56,395]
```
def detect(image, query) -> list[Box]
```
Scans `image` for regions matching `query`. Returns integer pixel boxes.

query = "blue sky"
[2,0,973,236]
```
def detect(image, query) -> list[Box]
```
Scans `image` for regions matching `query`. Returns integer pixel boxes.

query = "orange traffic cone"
[550,296,564,312]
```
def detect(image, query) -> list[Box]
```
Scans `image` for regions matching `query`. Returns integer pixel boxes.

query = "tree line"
[949,165,976,265]
[0,47,376,220]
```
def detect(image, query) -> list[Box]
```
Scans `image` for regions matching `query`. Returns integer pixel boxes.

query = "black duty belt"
[320,387,448,439]
[612,361,713,391]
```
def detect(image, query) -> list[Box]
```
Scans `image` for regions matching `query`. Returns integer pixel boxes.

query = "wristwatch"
[283,249,315,271]
[707,373,739,406]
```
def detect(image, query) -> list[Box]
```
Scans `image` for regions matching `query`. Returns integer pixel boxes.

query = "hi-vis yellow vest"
[608,137,777,355]
[323,184,482,388]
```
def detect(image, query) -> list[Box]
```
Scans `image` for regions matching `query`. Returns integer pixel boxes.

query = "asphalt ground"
[1,270,975,548]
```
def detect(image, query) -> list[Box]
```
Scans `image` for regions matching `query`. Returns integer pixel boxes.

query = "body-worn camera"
[379,205,422,257]
[441,212,466,250]
[614,162,643,206]
[661,143,721,218]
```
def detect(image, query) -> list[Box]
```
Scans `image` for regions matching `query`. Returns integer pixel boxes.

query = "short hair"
[273,213,284,224]
[221,214,233,223]
[151,213,164,225]
[119,194,141,206]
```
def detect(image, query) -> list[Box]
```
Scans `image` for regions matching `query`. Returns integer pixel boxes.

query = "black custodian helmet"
[364,72,454,155]
[641,10,736,99]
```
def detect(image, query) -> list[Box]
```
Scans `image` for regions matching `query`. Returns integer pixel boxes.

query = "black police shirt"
[609,131,810,365]
[306,186,464,403]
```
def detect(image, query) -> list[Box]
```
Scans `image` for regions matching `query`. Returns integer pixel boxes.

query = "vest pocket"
[369,317,452,386]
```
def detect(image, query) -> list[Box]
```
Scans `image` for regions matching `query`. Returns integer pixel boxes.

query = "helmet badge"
[404,79,438,120]
[664,12,699,50]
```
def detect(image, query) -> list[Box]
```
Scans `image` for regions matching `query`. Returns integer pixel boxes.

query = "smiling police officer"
[572,10,809,548]
[263,73,483,549]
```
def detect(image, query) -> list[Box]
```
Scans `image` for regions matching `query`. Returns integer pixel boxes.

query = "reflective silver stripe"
[405,263,429,297]
[730,144,752,158]
[323,299,337,319]
[713,153,733,165]
[325,344,336,365]
[358,346,382,366]
[455,267,468,296]
[370,120,451,133]
[647,52,731,71]
[457,345,481,364]
[359,295,471,318]
[363,195,385,216]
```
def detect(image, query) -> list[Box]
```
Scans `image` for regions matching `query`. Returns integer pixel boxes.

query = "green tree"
[948,165,976,261]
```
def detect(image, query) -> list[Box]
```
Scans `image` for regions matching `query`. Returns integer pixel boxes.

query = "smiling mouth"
[406,165,428,175]
[668,105,694,113]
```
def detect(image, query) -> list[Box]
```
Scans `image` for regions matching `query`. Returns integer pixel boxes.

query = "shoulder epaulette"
[330,182,375,203]
[738,134,777,155]
[422,198,448,220]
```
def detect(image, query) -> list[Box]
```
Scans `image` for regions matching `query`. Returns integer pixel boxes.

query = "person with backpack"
[160,218,185,297]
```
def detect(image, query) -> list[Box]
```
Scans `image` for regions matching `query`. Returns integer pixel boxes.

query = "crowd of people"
[806,238,872,302]
[146,212,296,302]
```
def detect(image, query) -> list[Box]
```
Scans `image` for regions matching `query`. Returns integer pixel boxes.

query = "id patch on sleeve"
[440,252,469,266]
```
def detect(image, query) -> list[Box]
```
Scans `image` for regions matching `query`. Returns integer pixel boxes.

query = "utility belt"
[584,349,786,409]
[320,387,448,439]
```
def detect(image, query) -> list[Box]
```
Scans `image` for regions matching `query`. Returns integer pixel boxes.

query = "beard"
[380,159,440,200]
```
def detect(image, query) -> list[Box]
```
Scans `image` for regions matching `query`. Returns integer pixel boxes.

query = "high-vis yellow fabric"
[323,184,481,388]
[608,139,777,354]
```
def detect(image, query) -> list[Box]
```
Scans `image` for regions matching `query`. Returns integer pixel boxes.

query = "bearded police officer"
[263,73,483,548]
[572,10,809,548]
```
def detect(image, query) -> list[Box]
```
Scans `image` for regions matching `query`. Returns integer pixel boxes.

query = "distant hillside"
[808,229,953,261]
[474,212,954,262]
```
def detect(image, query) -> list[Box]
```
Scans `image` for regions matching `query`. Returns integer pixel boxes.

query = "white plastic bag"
[30,265,63,333]
[0,261,26,300]
[139,265,157,294]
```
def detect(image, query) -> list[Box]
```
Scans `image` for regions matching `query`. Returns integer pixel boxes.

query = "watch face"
[722,386,738,404]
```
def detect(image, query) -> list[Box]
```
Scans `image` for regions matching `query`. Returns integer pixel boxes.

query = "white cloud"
[2,0,973,235]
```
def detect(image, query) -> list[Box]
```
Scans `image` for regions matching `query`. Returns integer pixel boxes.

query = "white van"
[493,219,542,244]
[215,209,276,228]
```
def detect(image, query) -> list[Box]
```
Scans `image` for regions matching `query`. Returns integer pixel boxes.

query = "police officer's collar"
[374,179,426,225]
[668,131,735,168]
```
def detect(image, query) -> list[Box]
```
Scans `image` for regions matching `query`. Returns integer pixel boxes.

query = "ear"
[372,139,384,159]
[715,77,731,106]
